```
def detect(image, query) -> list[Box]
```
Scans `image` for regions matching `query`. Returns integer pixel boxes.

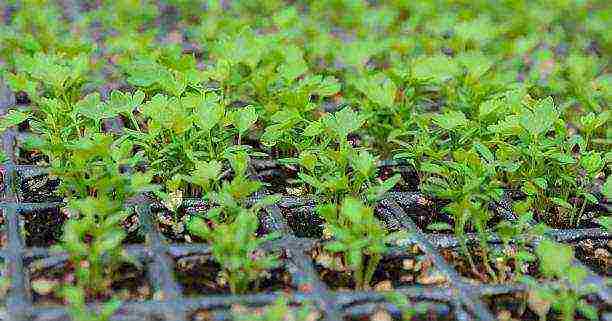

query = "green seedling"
[423,146,502,281]
[188,210,279,294]
[318,197,398,290]
[523,240,599,321]
[62,286,121,321]
[232,295,317,321]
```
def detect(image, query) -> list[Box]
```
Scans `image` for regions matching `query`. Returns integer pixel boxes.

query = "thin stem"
[363,253,381,290]
[128,114,140,131]
[575,197,587,227]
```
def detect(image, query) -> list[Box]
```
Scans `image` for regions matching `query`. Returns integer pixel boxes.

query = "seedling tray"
[1,92,610,320]
[0,78,609,320]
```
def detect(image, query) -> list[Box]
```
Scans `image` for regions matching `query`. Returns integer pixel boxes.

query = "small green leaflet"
[76,93,118,122]
[353,74,396,107]
[519,97,559,136]
[324,108,366,139]
[0,109,29,131]
[432,110,468,130]
[195,96,224,133]
[232,106,258,134]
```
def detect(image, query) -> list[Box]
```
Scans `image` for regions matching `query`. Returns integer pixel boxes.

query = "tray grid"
[1,80,610,321]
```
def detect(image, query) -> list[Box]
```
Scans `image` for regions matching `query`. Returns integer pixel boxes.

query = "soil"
[22,206,145,247]
[29,261,151,306]
[573,239,610,276]
[281,205,325,239]
[174,254,294,296]
[154,202,279,243]
[400,201,451,233]
[484,292,608,321]
[122,211,146,244]
[153,206,193,243]
[16,149,49,166]
[344,304,455,321]
[23,207,65,247]
[18,173,62,203]
[312,247,448,291]
[440,245,540,284]
[378,165,420,192]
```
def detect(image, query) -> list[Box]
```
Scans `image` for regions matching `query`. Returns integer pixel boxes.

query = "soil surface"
[484,292,608,321]
[440,245,540,284]
[174,254,294,296]
[23,207,65,247]
[312,246,447,291]
[19,174,62,203]
[29,262,151,305]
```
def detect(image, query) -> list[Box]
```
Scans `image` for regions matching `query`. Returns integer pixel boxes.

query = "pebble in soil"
[174,254,294,296]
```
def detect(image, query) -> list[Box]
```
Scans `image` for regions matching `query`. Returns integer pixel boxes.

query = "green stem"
[207,132,214,160]
[128,114,141,131]
[575,198,587,227]
[363,253,381,290]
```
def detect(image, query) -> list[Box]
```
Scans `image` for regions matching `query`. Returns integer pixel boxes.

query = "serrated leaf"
[473,142,494,163]
[232,106,258,135]
[76,92,118,122]
[0,109,29,131]
[303,120,323,136]
[432,111,468,130]
[195,98,224,133]
[519,97,558,136]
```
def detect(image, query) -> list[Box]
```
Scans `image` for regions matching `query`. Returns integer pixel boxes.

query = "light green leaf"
[0,109,29,131]
[519,97,558,136]
[432,110,468,130]
[232,106,258,134]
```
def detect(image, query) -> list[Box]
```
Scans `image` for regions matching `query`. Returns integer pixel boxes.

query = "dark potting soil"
[23,206,146,247]
[24,207,65,247]
[18,173,62,203]
[281,205,325,239]
[29,262,151,306]
[378,165,420,192]
[0,211,5,248]
[154,206,193,243]
[174,254,294,296]
[16,149,49,166]
[483,292,537,321]
[122,211,146,244]
[343,308,455,321]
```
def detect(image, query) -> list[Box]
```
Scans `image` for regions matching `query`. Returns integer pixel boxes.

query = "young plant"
[62,286,121,321]
[232,295,317,321]
[523,239,599,321]
[318,197,395,290]
[422,146,503,281]
[494,212,545,282]
[384,291,431,320]
[57,133,156,296]
[294,108,401,204]
[187,210,279,294]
